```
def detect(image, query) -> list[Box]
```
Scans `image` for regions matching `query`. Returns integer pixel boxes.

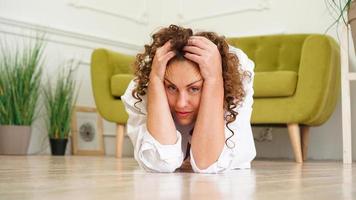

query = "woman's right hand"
[149,40,176,81]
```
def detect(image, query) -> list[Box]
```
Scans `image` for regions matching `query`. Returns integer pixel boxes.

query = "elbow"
[191,160,229,174]
[191,150,217,170]
[194,159,215,171]
[136,149,183,173]
[157,163,180,173]
[190,147,234,174]
[134,131,184,173]
[139,159,181,173]
[191,155,226,174]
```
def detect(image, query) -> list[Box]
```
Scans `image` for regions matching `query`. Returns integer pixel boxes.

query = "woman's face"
[164,59,203,126]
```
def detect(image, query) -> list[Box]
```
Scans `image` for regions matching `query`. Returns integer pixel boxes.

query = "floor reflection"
[133,168,257,200]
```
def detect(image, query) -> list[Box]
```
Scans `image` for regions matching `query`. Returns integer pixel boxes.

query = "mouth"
[175,111,192,118]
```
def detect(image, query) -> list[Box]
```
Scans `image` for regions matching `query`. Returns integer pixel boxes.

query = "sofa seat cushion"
[253,71,298,97]
[111,74,134,97]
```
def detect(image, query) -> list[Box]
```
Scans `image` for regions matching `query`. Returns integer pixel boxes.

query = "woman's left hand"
[183,36,223,83]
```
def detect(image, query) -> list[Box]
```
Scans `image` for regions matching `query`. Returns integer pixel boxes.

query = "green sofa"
[91,50,135,157]
[91,34,340,161]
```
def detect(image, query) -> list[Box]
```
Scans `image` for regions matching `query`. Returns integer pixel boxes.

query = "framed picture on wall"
[71,106,105,156]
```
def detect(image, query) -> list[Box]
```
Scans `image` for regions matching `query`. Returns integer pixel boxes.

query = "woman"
[122,24,256,173]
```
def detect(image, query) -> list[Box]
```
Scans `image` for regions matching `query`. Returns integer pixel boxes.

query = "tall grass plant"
[0,37,45,125]
[43,61,78,139]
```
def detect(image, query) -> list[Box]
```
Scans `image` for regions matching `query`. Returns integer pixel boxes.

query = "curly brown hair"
[132,24,250,148]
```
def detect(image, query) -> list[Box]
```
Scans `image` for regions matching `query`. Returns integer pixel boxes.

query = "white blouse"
[121,46,256,174]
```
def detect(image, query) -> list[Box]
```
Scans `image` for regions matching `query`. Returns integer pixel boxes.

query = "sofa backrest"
[227,34,310,73]
[108,50,135,75]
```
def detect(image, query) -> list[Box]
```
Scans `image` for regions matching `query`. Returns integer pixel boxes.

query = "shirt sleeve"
[190,46,257,173]
[121,80,184,173]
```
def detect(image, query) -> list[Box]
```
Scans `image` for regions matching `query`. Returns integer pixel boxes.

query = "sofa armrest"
[295,35,340,125]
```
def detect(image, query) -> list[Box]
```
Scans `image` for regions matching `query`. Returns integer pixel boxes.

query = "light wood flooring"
[0,156,355,200]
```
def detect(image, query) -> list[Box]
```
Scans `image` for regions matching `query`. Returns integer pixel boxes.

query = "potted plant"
[326,0,356,52]
[0,38,45,155]
[43,61,78,155]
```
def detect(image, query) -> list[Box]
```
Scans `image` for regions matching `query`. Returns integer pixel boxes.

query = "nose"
[176,92,188,109]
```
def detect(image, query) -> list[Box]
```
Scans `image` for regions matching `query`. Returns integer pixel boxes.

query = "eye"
[166,85,177,93]
[189,87,201,94]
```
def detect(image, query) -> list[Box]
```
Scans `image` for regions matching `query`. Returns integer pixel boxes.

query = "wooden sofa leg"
[287,123,303,163]
[301,126,310,161]
[116,124,125,158]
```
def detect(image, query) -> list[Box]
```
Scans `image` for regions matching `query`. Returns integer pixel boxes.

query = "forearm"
[147,77,177,144]
[191,78,225,169]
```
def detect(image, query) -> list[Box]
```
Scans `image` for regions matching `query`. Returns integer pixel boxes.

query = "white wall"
[0,0,355,160]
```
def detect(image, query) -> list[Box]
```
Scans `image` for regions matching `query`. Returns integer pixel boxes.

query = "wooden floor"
[0,156,355,200]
